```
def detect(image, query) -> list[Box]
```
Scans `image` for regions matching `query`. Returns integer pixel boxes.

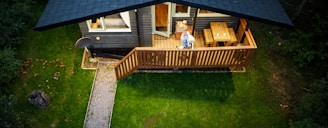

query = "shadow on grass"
[119,72,235,102]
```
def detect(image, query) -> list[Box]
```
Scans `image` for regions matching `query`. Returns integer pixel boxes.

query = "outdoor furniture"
[203,29,214,47]
[210,22,231,44]
[225,28,237,46]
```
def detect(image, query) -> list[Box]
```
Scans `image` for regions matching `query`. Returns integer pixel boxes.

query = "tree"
[292,0,308,21]
[0,0,33,48]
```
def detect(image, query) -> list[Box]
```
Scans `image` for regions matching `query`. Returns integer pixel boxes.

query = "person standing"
[180,31,194,48]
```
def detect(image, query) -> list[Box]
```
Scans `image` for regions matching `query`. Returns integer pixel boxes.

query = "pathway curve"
[84,62,117,128]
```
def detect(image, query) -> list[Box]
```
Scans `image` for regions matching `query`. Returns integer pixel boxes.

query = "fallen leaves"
[21,57,69,97]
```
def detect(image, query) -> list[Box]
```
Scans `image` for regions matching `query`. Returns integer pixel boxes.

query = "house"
[35,0,293,80]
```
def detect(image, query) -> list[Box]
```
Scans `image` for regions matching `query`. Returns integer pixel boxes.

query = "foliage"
[0,0,33,48]
[266,15,328,78]
[11,24,94,127]
[0,0,33,126]
[294,118,321,128]
[293,73,328,127]
[0,94,25,128]
[0,48,22,86]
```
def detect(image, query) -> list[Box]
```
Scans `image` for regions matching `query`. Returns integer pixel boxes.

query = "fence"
[114,30,256,80]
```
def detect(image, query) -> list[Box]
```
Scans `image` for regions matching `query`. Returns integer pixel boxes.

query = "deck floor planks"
[152,33,206,48]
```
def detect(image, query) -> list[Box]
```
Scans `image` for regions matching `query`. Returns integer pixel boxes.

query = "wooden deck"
[114,19,257,80]
[152,33,206,48]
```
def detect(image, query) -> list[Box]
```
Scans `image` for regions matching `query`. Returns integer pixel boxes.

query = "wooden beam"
[192,8,199,36]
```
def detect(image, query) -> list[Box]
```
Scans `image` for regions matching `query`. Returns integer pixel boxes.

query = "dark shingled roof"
[35,0,293,31]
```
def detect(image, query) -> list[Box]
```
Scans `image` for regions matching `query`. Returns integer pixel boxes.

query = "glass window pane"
[175,4,188,13]
[86,11,131,32]
[104,14,128,28]
[199,9,215,14]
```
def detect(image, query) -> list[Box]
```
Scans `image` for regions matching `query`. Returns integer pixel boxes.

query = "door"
[152,3,171,37]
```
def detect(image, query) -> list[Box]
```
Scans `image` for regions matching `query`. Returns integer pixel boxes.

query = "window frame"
[172,3,190,17]
[197,9,230,17]
[86,11,132,32]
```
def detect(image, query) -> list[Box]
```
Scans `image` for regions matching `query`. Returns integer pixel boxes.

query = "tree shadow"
[119,72,235,102]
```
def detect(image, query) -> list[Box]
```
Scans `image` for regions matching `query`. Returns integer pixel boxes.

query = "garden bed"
[81,48,119,70]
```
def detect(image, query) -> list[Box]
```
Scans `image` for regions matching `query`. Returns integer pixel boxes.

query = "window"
[198,9,230,17]
[86,11,131,32]
[172,3,190,17]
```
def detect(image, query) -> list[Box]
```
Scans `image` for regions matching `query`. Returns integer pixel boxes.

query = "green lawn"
[112,71,287,127]
[111,23,289,127]
[11,25,95,127]
[10,2,289,127]
[11,24,289,127]
[11,25,290,128]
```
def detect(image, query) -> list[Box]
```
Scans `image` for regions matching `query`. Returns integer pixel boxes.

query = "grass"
[11,23,290,128]
[11,25,95,127]
[112,71,287,127]
[8,1,294,127]
[11,22,290,127]
[111,22,291,127]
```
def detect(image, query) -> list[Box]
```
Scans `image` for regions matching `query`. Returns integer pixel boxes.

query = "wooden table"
[210,22,231,42]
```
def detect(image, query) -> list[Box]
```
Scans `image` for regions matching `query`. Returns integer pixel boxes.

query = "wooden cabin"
[35,0,293,80]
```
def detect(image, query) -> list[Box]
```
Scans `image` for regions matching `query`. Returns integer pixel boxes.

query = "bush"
[280,30,319,68]
[266,15,328,78]
[0,49,22,86]
[0,94,25,128]
[293,73,328,127]
[0,0,33,48]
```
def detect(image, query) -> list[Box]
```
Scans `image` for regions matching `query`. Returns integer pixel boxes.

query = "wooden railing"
[114,30,257,80]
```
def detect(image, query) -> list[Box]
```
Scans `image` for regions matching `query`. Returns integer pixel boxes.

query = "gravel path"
[84,62,117,128]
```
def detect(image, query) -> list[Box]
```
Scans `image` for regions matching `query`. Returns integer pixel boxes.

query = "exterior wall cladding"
[78,6,238,49]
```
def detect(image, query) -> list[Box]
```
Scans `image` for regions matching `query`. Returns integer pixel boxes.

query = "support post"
[192,8,199,36]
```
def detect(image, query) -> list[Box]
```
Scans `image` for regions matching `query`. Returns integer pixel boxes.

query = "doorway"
[152,3,171,37]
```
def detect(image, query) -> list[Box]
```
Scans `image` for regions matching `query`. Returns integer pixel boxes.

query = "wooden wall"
[172,7,239,33]
[137,6,153,47]
[78,5,240,49]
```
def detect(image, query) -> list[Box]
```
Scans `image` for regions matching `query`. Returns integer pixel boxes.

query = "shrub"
[0,0,33,48]
[0,94,26,128]
[293,73,328,127]
[0,49,22,86]
[267,15,328,78]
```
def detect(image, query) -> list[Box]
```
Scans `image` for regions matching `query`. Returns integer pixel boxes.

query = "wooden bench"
[225,28,238,46]
[203,29,214,47]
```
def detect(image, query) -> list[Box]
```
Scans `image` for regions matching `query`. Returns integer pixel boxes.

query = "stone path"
[84,62,117,128]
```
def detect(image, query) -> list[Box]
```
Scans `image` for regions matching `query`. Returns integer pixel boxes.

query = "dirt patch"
[81,49,97,69]
[144,113,163,128]
[266,58,305,114]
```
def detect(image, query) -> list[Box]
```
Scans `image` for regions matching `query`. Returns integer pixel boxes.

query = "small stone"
[89,58,98,63]
[53,76,59,80]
